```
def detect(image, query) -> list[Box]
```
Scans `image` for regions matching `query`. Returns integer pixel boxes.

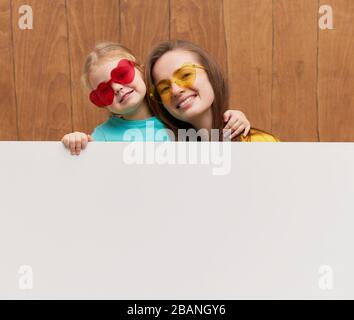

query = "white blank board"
[0,142,353,299]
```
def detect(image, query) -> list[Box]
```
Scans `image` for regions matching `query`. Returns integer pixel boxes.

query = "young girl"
[146,40,279,142]
[62,42,251,155]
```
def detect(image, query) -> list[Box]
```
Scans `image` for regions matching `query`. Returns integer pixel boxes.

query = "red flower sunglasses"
[89,59,136,107]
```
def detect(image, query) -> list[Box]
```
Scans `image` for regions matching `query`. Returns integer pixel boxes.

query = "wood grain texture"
[224,0,273,132]
[67,0,120,135]
[272,0,319,141]
[0,0,18,140]
[170,0,227,75]
[12,0,72,140]
[120,0,169,63]
[318,0,354,141]
[1,0,354,141]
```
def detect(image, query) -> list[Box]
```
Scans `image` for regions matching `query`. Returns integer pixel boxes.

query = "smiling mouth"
[177,95,197,109]
[119,90,134,103]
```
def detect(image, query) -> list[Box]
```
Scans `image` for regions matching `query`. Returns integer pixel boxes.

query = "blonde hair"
[81,42,142,91]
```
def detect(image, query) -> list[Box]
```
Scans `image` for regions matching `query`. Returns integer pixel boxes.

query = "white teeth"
[179,96,195,108]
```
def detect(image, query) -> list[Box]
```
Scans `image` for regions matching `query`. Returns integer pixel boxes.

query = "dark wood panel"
[12,0,72,140]
[170,0,227,75]
[318,0,354,141]
[67,0,120,135]
[120,0,169,63]
[272,0,319,141]
[224,0,273,132]
[0,0,18,140]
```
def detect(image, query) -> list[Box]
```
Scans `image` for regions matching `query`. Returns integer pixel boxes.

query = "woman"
[146,40,279,142]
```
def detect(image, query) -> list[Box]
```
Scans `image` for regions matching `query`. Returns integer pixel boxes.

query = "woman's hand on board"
[223,110,251,140]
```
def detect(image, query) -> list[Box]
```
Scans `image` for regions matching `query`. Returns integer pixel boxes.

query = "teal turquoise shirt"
[91,116,170,141]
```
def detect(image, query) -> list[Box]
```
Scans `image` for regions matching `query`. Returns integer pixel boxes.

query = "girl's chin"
[109,107,137,116]
[109,99,142,114]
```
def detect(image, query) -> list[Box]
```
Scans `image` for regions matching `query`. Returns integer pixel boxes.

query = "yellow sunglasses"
[150,63,206,103]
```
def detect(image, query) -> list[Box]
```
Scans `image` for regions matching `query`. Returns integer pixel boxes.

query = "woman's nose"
[171,82,184,96]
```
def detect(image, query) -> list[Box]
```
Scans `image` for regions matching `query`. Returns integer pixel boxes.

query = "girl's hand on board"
[223,110,251,140]
[61,132,93,156]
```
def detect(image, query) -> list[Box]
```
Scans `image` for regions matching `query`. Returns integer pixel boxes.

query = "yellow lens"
[156,80,170,94]
[154,65,199,104]
[174,66,196,88]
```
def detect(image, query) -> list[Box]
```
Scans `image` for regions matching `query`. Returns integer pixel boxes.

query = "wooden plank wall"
[0,0,353,141]
[0,0,18,140]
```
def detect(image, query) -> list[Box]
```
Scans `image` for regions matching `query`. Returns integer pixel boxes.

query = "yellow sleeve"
[239,128,280,142]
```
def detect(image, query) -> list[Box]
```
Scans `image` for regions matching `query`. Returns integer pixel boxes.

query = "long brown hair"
[145,40,229,140]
